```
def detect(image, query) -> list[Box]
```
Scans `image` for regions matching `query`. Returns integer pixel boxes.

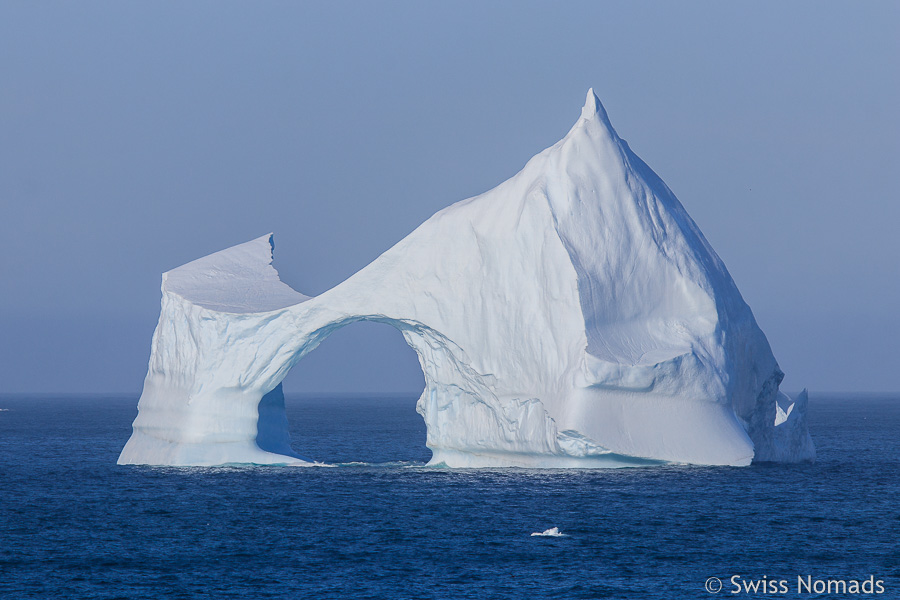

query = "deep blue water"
[0,394,898,599]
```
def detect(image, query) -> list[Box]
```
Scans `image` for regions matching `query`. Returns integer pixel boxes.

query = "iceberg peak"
[581,87,609,123]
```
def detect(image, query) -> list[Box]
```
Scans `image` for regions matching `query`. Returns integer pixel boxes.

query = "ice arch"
[282,319,424,398]
[118,233,603,467]
[118,90,815,468]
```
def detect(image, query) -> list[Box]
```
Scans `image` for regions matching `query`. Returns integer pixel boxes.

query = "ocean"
[0,394,897,599]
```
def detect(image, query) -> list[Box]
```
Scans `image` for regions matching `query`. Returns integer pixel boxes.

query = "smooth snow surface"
[118,89,815,468]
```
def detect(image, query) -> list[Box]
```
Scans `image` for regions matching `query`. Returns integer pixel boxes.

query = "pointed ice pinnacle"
[119,89,815,468]
[581,87,610,124]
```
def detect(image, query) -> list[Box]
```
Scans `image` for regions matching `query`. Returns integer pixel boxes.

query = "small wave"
[0,408,9,412]
[333,460,427,468]
[531,527,567,537]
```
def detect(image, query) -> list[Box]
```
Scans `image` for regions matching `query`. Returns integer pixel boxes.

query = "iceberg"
[531,528,568,538]
[118,89,815,468]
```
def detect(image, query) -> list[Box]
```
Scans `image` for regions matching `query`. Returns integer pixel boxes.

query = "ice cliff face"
[118,90,815,468]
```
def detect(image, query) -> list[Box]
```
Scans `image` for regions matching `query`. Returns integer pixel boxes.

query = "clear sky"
[1,1,897,395]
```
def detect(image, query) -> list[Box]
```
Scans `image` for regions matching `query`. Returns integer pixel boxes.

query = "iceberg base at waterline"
[118,90,815,468]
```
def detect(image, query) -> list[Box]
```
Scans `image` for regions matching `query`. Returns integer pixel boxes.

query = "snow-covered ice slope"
[118,90,815,467]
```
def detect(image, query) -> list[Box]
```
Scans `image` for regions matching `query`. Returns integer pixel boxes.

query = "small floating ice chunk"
[531,527,567,537]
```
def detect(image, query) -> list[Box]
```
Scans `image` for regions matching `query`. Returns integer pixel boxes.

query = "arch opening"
[278,319,429,465]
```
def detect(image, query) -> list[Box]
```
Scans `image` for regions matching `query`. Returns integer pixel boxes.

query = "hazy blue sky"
[1,1,897,395]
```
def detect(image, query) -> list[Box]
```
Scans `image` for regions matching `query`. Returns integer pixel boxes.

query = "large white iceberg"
[118,90,815,468]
